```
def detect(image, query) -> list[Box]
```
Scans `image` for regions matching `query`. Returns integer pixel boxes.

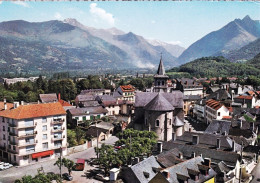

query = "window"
[42,142,48,150]
[156,120,160,127]
[14,155,16,161]
[3,126,5,131]
[23,155,29,160]
[13,146,16,151]
[145,119,148,126]
[162,81,165,86]
[42,117,47,123]
[2,117,4,122]
[26,145,35,153]
[42,125,47,132]
[218,112,220,116]
[3,134,5,140]
[158,81,161,86]
[169,119,171,125]
[43,134,47,140]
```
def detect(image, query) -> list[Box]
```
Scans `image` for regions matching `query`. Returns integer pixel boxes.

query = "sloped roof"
[206,99,224,110]
[0,102,13,111]
[144,93,174,111]
[68,106,108,116]
[206,89,231,101]
[149,172,169,183]
[173,116,184,127]
[120,84,135,92]
[40,93,58,103]
[235,95,253,100]
[0,102,66,119]
[135,91,183,109]
[130,156,162,183]
[58,99,72,107]
[157,57,165,76]
[205,120,231,135]
[76,94,95,102]
[157,148,183,168]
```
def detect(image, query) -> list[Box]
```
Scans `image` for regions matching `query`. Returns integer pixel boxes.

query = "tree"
[130,78,145,91]
[67,129,77,147]
[14,170,61,183]
[62,158,75,175]
[75,127,85,145]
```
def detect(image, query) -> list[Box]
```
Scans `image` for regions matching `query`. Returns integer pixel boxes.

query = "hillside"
[247,53,260,69]
[218,38,260,62]
[178,15,260,64]
[169,56,260,78]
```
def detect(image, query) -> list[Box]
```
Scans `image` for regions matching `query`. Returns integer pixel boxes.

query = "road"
[0,136,118,183]
[250,157,260,183]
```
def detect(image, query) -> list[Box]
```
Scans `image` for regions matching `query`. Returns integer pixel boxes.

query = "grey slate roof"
[68,106,108,116]
[135,91,183,109]
[40,93,58,103]
[157,57,165,75]
[173,116,184,127]
[94,121,114,130]
[76,94,95,102]
[144,93,174,111]
[205,120,231,135]
[95,95,116,102]
[162,142,240,167]
[157,148,184,168]
[163,156,216,183]
[130,156,162,183]
[206,89,231,101]
[183,95,201,101]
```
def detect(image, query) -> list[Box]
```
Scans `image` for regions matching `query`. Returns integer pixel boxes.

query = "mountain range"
[0,19,184,73]
[178,15,260,64]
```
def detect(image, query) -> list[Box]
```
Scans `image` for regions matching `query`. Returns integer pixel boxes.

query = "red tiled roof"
[58,99,72,107]
[206,99,223,110]
[235,95,253,100]
[247,91,255,96]
[0,102,13,111]
[0,102,66,119]
[228,107,233,112]
[222,116,232,119]
[120,84,135,92]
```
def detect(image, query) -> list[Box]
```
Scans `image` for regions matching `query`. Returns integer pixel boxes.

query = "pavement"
[0,136,118,183]
[250,158,260,183]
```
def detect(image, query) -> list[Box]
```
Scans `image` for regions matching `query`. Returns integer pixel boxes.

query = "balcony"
[52,135,65,141]
[7,148,18,154]
[18,131,37,139]
[8,122,37,129]
[8,123,17,128]
[52,119,65,125]
[8,140,17,145]
[9,131,18,137]
[18,140,37,147]
[51,127,65,133]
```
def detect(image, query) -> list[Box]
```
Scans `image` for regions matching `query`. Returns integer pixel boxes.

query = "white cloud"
[151,20,156,24]
[0,1,2,5]
[54,12,63,20]
[90,3,115,26]
[12,1,29,8]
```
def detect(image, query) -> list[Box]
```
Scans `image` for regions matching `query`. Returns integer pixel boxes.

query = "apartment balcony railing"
[52,135,65,141]
[8,139,17,145]
[7,148,18,154]
[52,119,65,124]
[8,122,37,129]
[18,140,37,147]
[8,131,18,137]
[51,127,65,133]
[18,131,37,139]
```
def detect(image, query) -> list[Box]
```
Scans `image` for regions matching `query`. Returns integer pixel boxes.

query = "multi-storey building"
[114,85,135,101]
[205,99,230,124]
[0,101,67,166]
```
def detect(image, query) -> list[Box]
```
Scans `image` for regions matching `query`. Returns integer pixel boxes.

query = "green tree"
[67,129,77,147]
[75,127,85,145]
[62,158,75,175]
[130,78,145,91]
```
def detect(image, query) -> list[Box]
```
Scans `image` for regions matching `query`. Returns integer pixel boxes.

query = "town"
[0,57,259,183]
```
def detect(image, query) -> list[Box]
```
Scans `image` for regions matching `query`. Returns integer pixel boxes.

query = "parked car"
[62,173,73,181]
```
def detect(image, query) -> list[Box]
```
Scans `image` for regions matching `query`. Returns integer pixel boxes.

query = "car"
[114,146,121,149]
[62,173,73,181]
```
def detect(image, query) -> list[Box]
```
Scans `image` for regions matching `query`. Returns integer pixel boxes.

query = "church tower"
[153,55,169,92]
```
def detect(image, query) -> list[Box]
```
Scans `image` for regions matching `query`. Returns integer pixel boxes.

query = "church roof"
[157,57,165,75]
[173,116,185,126]
[144,93,174,111]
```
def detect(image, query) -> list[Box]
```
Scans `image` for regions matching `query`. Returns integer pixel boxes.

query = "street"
[0,136,118,183]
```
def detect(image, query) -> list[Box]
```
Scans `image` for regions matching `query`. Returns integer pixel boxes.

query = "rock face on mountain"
[0,19,183,73]
[178,15,260,64]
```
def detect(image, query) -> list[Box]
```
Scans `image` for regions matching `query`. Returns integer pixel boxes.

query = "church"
[134,57,185,141]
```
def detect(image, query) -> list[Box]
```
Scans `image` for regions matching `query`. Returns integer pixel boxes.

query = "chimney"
[58,93,61,101]
[232,140,236,152]
[204,158,211,168]
[217,138,221,149]
[250,122,255,131]
[162,170,170,179]
[172,133,176,141]
[37,100,40,104]
[192,135,199,145]
[21,101,24,105]
[116,98,118,105]
[4,98,7,110]
[179,153,183,159]
[240,120,243,129]
[191,152,196,158]
[13,102,19,109]
[157,142,163,153]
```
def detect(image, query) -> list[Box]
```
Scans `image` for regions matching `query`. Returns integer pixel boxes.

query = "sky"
[0,1,259,48]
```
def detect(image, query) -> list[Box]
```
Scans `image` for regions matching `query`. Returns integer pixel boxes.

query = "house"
[39,93,58,103]
[95,95,120,116]
[234,95,257,108]
[193,99,207,122]
[183,95,201,116]
[85,122,114,142]
[66,106,108,126]
[205,99,230,123]
[80,89,111,96]
[175,78,203,96]
[113,84,135,101]
[0,101,67,166]
[134,92,184,141]
[75,94,99,107]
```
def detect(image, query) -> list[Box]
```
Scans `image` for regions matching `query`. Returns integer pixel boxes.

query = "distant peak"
[242,15,252,21]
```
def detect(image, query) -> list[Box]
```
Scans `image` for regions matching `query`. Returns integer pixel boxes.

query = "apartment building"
[113,85,135,101]
[0,101,67,166]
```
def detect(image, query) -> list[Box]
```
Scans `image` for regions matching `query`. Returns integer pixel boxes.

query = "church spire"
[157,53,165,75]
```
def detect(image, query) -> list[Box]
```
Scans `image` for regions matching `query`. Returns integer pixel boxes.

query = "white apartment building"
[205,99,230,124]
[3,77,44,85]
[0,101,67,166]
